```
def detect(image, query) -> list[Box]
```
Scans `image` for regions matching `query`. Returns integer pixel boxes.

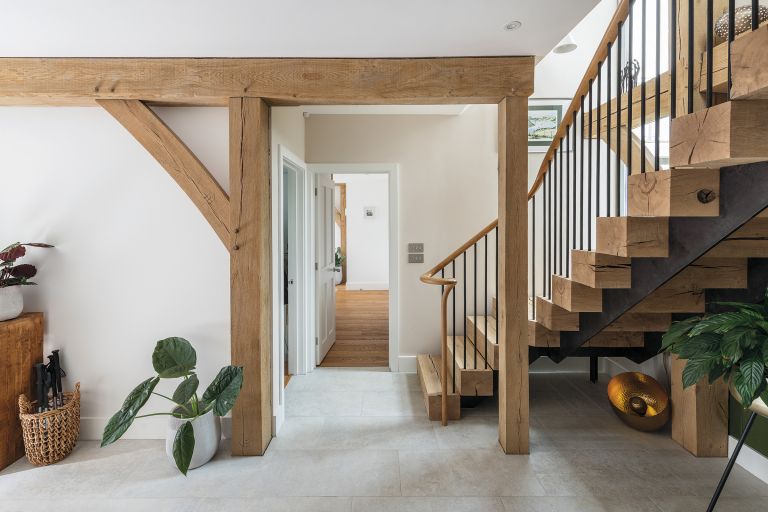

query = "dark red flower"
[10,264,37,279]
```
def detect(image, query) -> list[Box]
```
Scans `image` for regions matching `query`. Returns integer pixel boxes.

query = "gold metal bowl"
[607,372,670,432]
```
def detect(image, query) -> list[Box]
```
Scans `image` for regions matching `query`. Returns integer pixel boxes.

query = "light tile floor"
[2,369,768,511]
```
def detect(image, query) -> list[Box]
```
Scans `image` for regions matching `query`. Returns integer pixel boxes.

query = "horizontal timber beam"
[98,99,231,247]
[0,57,535,106]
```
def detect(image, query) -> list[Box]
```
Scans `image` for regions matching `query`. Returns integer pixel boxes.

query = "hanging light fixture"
[553,33,578,54]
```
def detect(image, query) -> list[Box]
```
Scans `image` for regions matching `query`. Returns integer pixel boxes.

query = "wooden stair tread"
[596,216,669,258]
[571,250,631,289]
[628,168,720,218]
[551,274,602,312]
[535,296,672,332]
[528,320,644,348]
[464,315,499,370]
[416,354,461,422]
[731,24,768,100]
[446,336,494,396]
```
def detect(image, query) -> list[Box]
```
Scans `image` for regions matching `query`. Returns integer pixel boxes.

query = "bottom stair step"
[446,336,494,397]
[416,354,461,422]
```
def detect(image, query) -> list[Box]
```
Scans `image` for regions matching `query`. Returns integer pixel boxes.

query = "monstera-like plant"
[101,337,244,474]
[662,288,768,410]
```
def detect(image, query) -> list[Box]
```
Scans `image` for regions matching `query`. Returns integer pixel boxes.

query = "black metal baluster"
[559,141,564,276]
[607,42,612,214]
[588,79,593,250]
[617,22,623,210]
[597,61,602,216]
[473,242,478,368]
[641,0,647,173]
[484,234,488,368]
[688,0,694,114]
[580,96,585,249]
[728,0,735,99]
[463,251,467,365]
[530,204,534,324]
[452,259,456,391]
[752,0,759,30]
[628,1,635,174]
[545,165,550,299]
[565,129,570,278]
[670,0,677,119]
[441,268,444,296]
[572,113,577,264]
[655,0,661,170]
[706,0,713,108]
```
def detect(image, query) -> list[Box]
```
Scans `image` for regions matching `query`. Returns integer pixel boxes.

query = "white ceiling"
[1,0,598,58]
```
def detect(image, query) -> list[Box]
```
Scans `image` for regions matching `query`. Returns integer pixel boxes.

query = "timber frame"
[0,56,534,455]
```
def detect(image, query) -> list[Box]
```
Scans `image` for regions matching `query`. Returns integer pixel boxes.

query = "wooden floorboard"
[320,287,389,367]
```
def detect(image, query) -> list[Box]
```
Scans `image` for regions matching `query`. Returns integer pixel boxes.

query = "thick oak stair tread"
[446,336,494,396]
[705,218,768,258]
[596,216,669,258]
[416,354,461,422]
[528,320,644,348]
[571,250,631,289]
[535,297,579,331]
[551,275,602,312]
[464,315,499,369]
[729,24,768,100]
[628,168,720,217]
[669,101,768,169]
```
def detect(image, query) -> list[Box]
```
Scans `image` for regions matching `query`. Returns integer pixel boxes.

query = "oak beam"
[229,97,272,456]
[498,96,529,454]
[98,99,231,247]
[0,57,535,106]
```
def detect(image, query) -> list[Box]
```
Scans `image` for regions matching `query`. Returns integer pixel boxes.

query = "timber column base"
[670,355,728,457]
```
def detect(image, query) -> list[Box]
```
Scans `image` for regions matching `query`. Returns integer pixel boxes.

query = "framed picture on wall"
[528,99,570,152]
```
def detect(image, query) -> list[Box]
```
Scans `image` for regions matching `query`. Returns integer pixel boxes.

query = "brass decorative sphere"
[607,372,670,432]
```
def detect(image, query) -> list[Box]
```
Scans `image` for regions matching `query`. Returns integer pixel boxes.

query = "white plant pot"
[165,408,221,471]
[334,269,342,285]
[0,286,23,322]
[729,378,768,420]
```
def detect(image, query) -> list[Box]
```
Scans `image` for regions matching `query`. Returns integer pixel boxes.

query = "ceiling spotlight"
[553,33,578,54]
[504,20,522,31]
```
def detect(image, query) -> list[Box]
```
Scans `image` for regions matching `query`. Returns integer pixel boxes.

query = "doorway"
[309,164,399,371]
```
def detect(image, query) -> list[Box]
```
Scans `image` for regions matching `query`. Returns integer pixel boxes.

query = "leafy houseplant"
[662,288,768,411]
[335,247,345,269]
[101,337,244,474]
[0,242,53,321]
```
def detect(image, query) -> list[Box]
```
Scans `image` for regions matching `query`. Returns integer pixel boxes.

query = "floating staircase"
[417,8,768,424]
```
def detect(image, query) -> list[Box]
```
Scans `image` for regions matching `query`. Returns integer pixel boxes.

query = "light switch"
[408,243,424,253]
[408,253,424,263]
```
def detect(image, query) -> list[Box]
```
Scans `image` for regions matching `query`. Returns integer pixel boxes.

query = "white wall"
[334,174,389,290]
[0,106,305,439]
[307,107,499,368]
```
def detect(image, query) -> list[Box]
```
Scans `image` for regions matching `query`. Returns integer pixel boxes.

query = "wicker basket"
[18,382,80,466]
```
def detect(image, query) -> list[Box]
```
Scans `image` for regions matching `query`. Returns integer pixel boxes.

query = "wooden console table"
[0,313,43,470]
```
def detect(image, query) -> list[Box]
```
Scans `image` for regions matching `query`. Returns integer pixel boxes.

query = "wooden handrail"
[419,219,498,285]
[527,0,632,199]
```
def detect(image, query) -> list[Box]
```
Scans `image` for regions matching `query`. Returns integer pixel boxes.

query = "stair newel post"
[440,281,456,426]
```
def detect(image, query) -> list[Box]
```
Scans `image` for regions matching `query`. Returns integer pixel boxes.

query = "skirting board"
[397,355,591,373]
[730,435,768,485]
[343,282,388,291]
[79,417,232,441]
[603,355,667,384]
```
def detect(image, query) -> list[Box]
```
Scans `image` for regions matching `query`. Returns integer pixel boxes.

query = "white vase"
[729,378,768,419]
[0,286,23,322]
[165,408,221,471]
[334,269,342,285]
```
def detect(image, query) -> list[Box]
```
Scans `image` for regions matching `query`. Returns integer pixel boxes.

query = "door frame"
[274,145,309,432]
[307,163,399,372]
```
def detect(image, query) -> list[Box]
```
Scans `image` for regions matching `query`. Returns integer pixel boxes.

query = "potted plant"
[334,247,345,285]
[661,288,768,416]
[101,337,244,475]
[0,242,53,322]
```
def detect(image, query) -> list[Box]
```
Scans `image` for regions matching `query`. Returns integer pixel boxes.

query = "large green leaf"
[201,366,244,416]
[101,376,159,447]
[721,328,749,362]
[661,317,700,351]
[172,375,199,406]
[152,337,196,378]
[689,312,754,337]
[682,357,714,388]
[678,333,721,360]
[735,357,766,406]
[708,364,728,385]
[172,421,195,475]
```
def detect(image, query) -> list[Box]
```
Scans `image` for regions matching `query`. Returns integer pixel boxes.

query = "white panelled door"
[315,173,337,363]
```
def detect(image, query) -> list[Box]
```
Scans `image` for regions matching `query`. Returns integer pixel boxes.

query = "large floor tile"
[501,496,662,511]
[361,390,426,416]
[353,497,505,511]
[651,495,768,512]
[285,390,363,416]
[194,497,353,512]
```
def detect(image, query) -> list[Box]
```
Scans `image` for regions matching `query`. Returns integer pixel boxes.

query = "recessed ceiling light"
[504,20,522,31]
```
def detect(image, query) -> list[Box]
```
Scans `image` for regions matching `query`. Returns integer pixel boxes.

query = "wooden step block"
[672,258,748,289]
[464,315,498,369]
[705,218,768,258]
[446,336,493,396]
[731,25,768,100]
[628,169,719,217]
[416,354,461,422]
[551,275,602,312]
[605,312,672,332]
[535,297,579,331]
[670,100,768,168]
[631,282,705,314]
[528,320,644,348]
[596,217,669,258]
[571,250,631,289]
